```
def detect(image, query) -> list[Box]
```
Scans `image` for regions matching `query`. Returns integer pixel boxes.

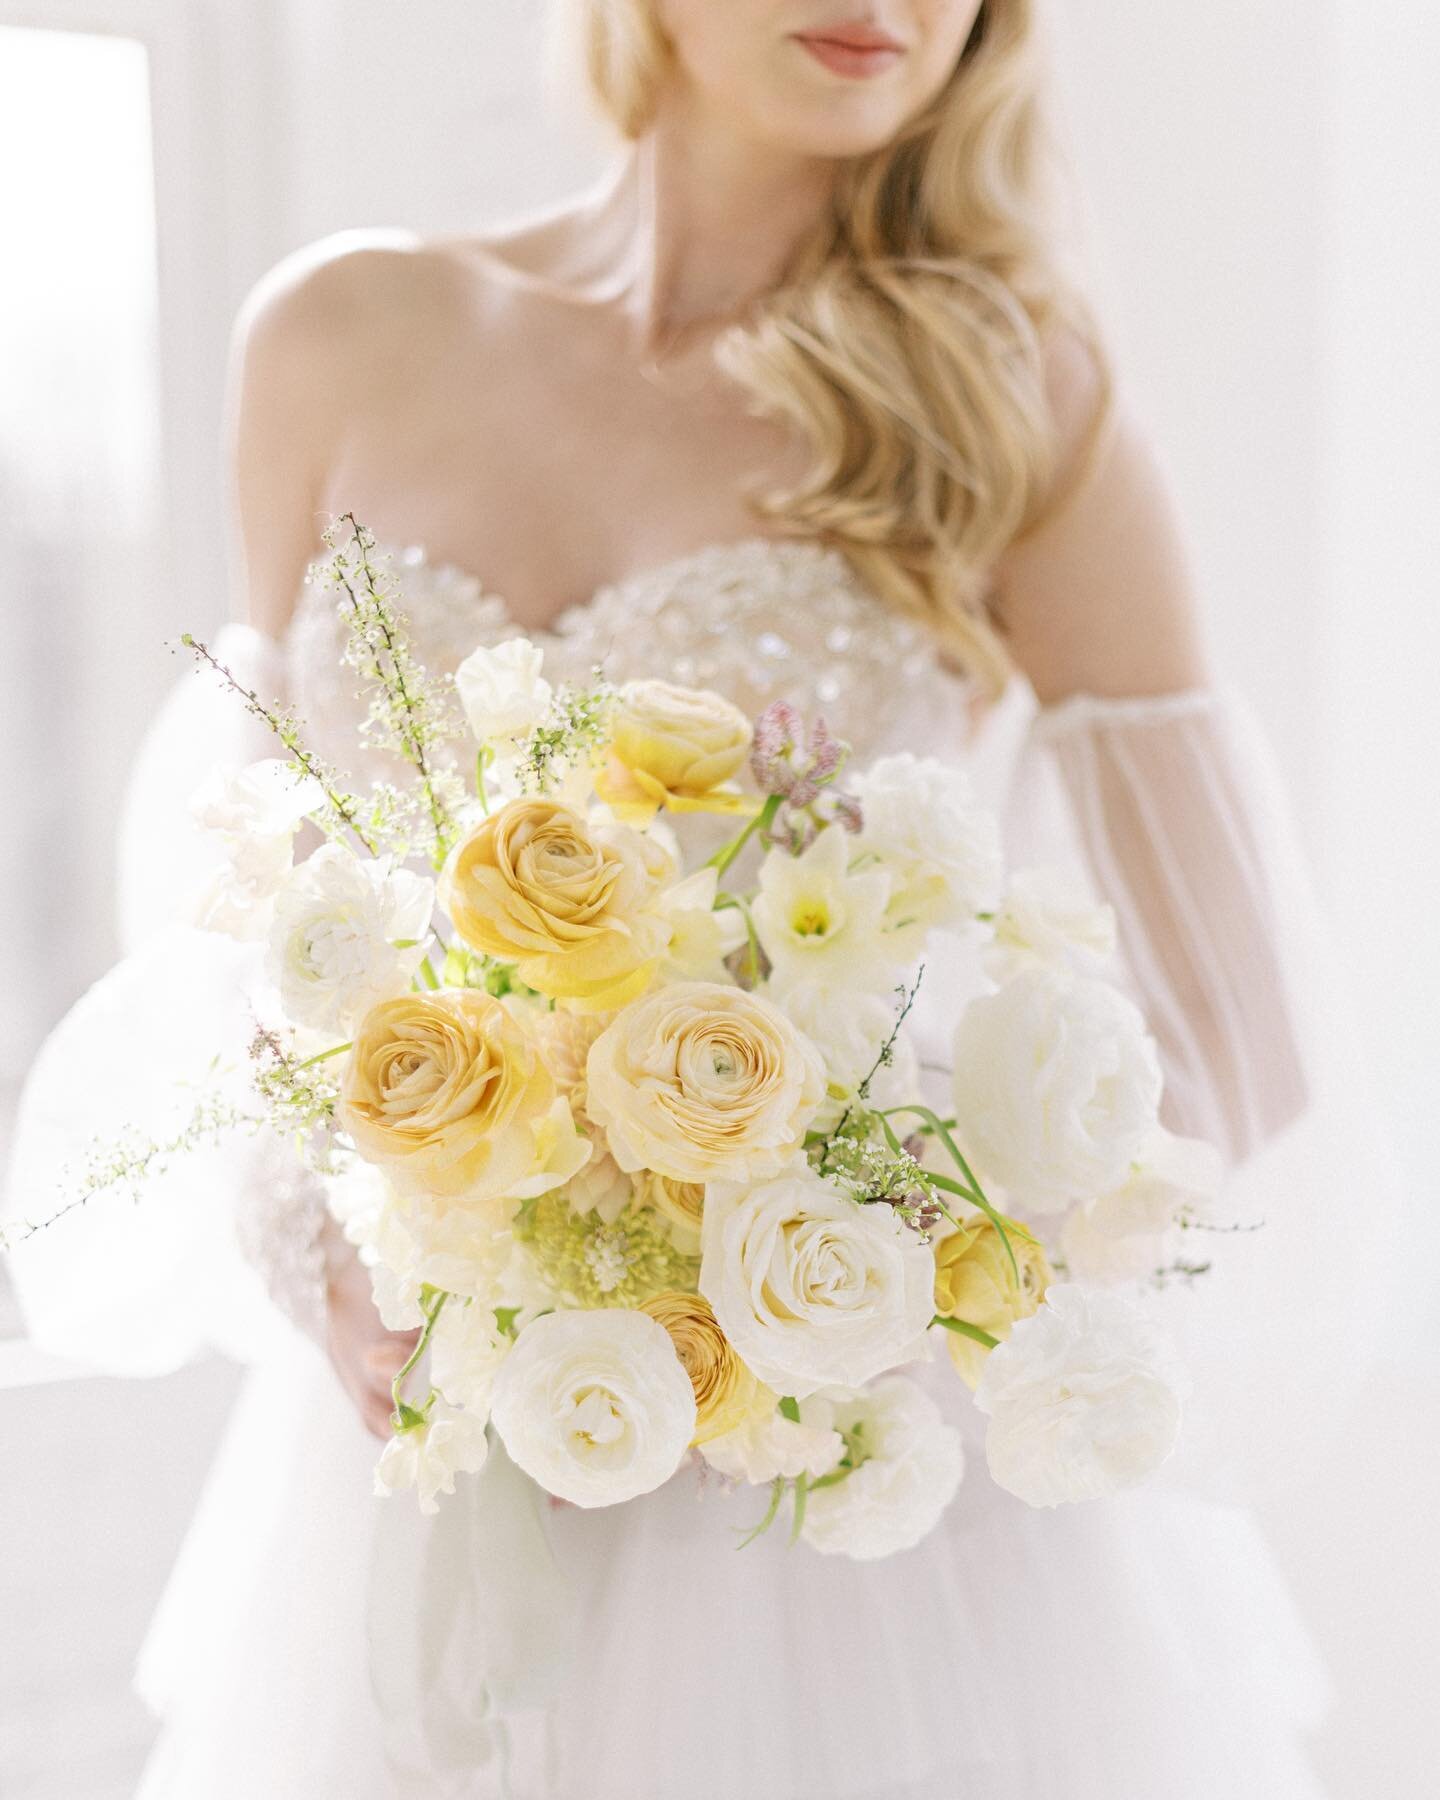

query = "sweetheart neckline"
[294,530,866,649]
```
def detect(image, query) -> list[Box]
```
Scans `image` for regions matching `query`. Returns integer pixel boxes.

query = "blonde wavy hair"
[549,0,1117,698]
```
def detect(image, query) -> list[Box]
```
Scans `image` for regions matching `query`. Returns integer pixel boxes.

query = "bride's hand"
[321,1230,420,1440]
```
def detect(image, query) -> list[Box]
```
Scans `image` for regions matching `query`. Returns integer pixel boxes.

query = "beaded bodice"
[281,533,990,785]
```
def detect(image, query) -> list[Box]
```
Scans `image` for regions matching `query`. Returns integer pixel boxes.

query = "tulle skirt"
[131,1331,1330,1800]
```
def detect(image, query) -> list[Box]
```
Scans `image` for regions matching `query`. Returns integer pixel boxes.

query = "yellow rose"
[584,981,827,1184]
[635,1169,707,1252]
[933,1213,1052,1388]
[339,989,589,1207]
[439,798,673,1011]
[639,1289,774,1445]
[595,679,756,823]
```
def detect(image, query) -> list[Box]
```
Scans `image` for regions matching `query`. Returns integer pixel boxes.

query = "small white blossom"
[266,843,434,1032]
[656,867,747,982]
[975,1283,1186,1506]
[430,1299,514,1414]
[374,1401,491,1514]
[455,637,552,744]
[799,1377,965,1560]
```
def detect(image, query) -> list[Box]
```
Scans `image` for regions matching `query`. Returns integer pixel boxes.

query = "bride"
[9,0,1382,1794]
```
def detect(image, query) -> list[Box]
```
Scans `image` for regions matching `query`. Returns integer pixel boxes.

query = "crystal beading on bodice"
[282,533,974,784]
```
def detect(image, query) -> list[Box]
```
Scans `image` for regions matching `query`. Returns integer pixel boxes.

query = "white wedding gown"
[8,532,1401,1798]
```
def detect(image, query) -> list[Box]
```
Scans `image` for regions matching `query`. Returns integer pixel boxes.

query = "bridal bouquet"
[21,516,1228,1561]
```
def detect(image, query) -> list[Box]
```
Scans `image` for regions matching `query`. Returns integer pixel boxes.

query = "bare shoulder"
[234,226,506,366]
[989,324,1215,705]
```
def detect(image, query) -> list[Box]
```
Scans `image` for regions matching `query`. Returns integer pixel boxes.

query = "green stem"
[882,1103,1019,1282]
[391,1289,450,1425]
[708,792,782,880]
[931,1313,1000,1350]
[292,1040,352,1071]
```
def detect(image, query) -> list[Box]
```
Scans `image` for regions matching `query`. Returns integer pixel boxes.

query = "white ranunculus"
[373,1402,491,1515]
[699,1396,844,1485]
[430,1298,514,1414]
[752,826,902,994]
[952,965,1162,1214]
[975,1283,1185,1506]
[189,758,325,938]
[983,865,1118,982]
[1060,1127,1227,1286]
[799,1377,965,1560]
[852,753,1004,946]
[455,637,553,744]
[699,1167,936,1399]
[490,1308,696,1507]
[266,844,434,1033]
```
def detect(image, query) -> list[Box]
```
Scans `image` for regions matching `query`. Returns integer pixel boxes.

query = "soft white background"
[0,3,1435,1795]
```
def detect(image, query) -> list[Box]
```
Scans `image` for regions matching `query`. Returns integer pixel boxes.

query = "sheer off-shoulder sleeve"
[3,622,336,1372]
[1023,684,1313,1170]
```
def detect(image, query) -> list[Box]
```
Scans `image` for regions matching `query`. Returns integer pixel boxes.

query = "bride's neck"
[576,112,836,350]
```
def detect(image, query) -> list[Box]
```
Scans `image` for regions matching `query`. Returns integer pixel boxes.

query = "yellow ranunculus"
[595,679,757,823]
[634,1169,707,1252]
[439,798,673,1011]
[339,989,589,1208]
[933,1213,1052,1388]
[584,981,827,1184]
[639,1289,774,1445]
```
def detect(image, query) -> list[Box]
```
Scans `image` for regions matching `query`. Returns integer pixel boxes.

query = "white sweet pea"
[374,1401,491,1515]
[852,753,1004,947]
[799,1377,965,1560]
[975,1283,1185,1506]
[952,965,1162,1214]
[430,1298,514,1414]
[983,865,1117,982]
[1060,1127,1227,1286]
[189,758,325,939]
[490,1309,696,1507]
[752,825,900,993]
[266,844,434,1033]
[455,637,552,744]
[699,1396,844,1485]
[655,866,748,982]
[699,1167,936,1398]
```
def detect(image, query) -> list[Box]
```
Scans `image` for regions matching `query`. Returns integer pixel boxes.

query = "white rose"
[799,1376,965,1560]
[983,865,1117,982]
[852,753,1004,946]
[752,826,902,994]
[699,1167,936,1398]
[699,1396,844,1485]
[490,1308,696,1507]
[952,965,1162,1214]
[975,1283,1185,1506]
[189,758,325,938]
[266,844,434,1033]
[1059,1127,1227,1286]
[373,1401,491,1515]
[455,637,553,743]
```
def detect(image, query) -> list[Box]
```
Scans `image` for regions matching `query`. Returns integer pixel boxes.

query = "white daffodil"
[752,825,900,993]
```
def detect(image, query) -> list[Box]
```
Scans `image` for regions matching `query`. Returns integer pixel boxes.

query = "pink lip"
[792,29,904,78]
